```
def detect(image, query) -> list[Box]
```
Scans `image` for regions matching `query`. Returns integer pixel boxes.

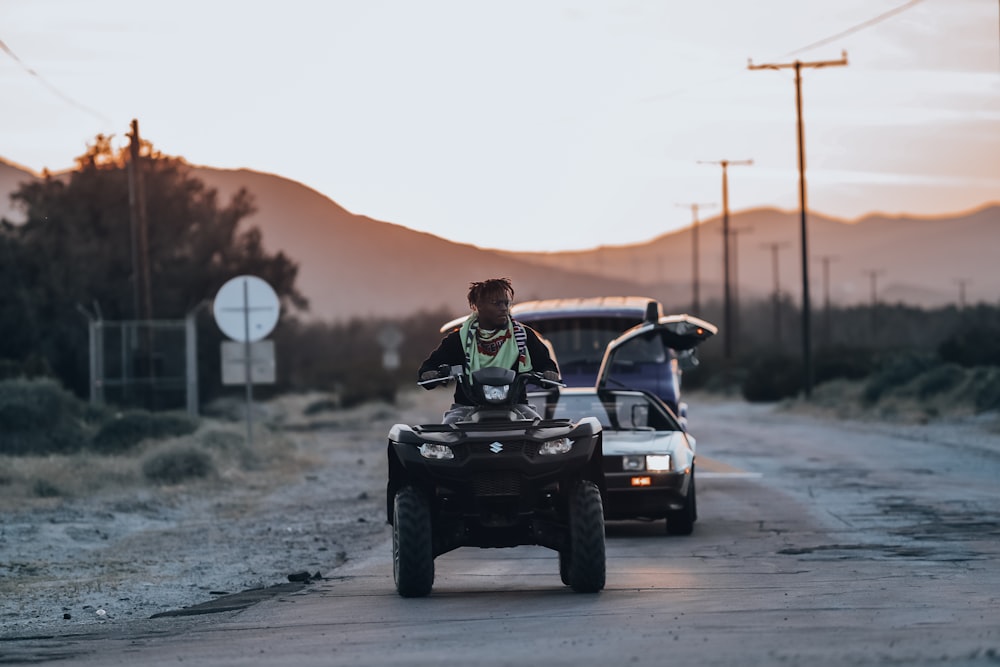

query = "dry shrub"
[0,378,96,455]
[91,411,199,454]
[141,444,216,484]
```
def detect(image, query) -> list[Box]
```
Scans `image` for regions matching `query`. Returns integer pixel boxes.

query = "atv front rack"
[411,418,575,433]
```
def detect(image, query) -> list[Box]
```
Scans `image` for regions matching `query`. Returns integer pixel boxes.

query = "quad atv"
[386,366,606,597]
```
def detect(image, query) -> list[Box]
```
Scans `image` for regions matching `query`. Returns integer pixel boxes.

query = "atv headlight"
[483,384,510,403]
[538,437,572,456]
[645,454,671,471]
[418,443,455,460]
[622,455,645,471]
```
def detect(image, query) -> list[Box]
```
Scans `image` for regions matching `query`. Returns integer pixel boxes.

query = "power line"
[0,37,113,125]
[643,1,924,104]
[780,0,926,58]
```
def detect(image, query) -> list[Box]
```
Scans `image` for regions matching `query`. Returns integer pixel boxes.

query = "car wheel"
[666,467,696,536]
[568,480,606,593]
[393,486,434,597]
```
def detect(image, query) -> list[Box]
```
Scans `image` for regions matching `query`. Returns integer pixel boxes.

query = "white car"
[527,317,715,535]
[532,386,697,535]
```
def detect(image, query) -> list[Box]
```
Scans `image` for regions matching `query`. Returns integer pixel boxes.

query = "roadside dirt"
[0,388,447,639]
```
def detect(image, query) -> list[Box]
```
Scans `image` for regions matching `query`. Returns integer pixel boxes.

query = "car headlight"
[418,443,454,460]
[622,455,645,471]
[538,437,572,456]
[645,454,671,471]
[483,384,510,403]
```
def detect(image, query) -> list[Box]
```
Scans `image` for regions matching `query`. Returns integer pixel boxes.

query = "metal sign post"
[377,325,404,371]
[213,276,280,445]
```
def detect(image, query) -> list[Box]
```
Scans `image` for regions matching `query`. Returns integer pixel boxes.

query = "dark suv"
[441,297,716,427]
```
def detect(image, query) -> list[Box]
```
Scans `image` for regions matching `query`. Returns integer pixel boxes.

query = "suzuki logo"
[489,441,504,454]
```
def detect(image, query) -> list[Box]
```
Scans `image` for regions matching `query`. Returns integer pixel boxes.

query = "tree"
[0,135,307,398]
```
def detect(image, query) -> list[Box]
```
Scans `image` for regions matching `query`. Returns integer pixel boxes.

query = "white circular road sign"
[213,275,280,342]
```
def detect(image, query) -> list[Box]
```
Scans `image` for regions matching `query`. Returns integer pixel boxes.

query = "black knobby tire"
[393,486,434,597]
[568,480,606,593]
[558,550,571,586]
[666,467,696,536]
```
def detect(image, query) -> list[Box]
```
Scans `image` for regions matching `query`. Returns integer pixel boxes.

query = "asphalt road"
[4,399,999,666]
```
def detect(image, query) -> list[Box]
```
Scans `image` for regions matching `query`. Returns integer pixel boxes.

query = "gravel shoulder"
[0,388,447,639]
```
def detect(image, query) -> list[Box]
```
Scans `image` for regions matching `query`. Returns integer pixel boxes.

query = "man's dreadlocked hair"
[467,278,514,307]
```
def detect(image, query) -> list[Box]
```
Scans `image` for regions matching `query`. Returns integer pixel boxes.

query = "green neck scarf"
[460,315,532,377]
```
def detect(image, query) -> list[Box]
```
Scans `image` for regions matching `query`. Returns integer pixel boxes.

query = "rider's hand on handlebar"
[542,370,561,382]
[420,370,441,382]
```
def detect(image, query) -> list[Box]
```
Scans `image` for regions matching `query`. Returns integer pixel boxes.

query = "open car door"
[595,314,718,394]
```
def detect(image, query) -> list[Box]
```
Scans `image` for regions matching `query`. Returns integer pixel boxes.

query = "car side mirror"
[630,404,649,429]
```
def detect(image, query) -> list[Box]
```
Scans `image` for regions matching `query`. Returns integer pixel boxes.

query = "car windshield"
[523,316,642,370]
[543,392,679,432]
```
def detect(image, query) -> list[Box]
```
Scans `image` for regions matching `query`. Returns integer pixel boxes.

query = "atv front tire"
[558,550,571,586]
[568,480,606,593]
[393,486,434,597]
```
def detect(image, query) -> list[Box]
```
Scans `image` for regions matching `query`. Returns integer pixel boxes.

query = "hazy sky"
[2,0,998,251]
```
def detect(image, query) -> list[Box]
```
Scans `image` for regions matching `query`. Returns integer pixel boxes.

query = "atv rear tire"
[568,480,606,593]
[393,486,434,597]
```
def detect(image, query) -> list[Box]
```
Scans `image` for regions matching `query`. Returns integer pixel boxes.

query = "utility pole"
[955,278,971,309]
[127,118,155,406]
[863,268,885,337]
[128,119,153,323]
[676,202,716,314]
[698,159,752,359]
[817,254,838,347]
[749,51,847,398]
[763,242,791,345]
[729,226,754,347]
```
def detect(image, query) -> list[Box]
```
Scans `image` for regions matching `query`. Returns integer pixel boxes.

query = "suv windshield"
[526,316,642,372]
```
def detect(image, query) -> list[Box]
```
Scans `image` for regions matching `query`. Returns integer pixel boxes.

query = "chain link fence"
[86,316,198,415]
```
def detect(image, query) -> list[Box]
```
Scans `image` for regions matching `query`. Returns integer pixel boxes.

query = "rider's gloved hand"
[420,370,441,381]
[542,370,561,382]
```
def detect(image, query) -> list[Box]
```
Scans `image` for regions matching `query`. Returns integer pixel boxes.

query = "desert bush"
[972,368,1000,412]
[862,353,937,404]
[0,378,94,455]
[938,327,1000,368]
[141,444,215,484]
[91,411,199,454]
[303,396,338,415]
[915,363,966,399]
[199,429,245,450]
[699,365,747,396]
[742,355,803,402]
[813,346,877,383]
[0,354,54,381]
[32,478,62,498]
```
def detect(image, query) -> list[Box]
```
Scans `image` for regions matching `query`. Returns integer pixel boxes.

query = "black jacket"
[418,321,558,406]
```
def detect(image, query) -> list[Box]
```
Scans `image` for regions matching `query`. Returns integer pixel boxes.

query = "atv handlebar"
[417,366,564,389]
[417,364,463,387]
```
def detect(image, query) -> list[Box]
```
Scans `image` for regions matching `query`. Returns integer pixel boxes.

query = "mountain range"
[2,157,997,322]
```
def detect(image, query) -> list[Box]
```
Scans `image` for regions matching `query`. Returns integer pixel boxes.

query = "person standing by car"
[419,277,560,422]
